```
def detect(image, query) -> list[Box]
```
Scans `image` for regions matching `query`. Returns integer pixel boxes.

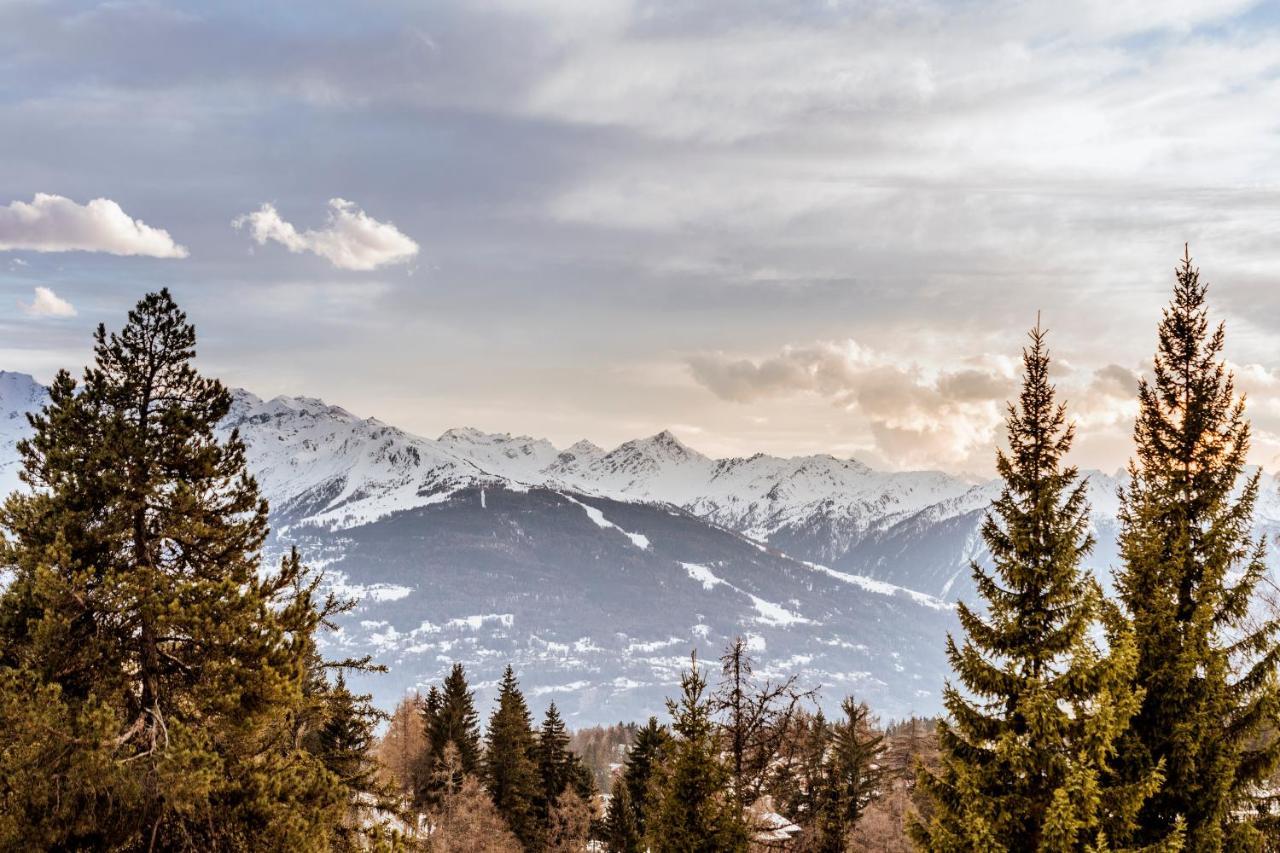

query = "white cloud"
[233,199,419,271]
[0,193,188,258]
[20,286,77,318]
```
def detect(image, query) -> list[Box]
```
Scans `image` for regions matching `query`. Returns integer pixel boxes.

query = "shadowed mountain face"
[3,371,1277,722]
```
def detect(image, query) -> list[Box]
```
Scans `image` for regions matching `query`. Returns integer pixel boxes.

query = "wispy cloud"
[233,199,419,271]
[0,194,187,258]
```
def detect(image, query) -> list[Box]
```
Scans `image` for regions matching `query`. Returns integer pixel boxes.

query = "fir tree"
[0,290,348,849]
[645,654,749,853]
[913,322,1159,851]
[1112,249,1280,850]
[485,665,543,850]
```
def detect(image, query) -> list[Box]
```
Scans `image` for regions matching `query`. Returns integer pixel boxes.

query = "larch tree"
[1111,249,1280,850]
[913,322,1163,851]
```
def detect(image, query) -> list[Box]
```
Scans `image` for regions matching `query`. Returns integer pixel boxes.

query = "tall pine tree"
[1112,249,1280,850]
[485,665,543,850]
[0,290,348,849]
[913,322,1161,851]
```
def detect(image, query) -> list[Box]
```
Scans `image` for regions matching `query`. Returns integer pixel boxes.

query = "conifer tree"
[307,671,399,851]
[378,693,428,800]
[434,664,484,774]
[419,664,483,809]
[1112,249,1280,850]
[602,776,642,853]
[913,322,1159,851]
[485,665,543,850]
[814,698,885,849]
[645,654,749,853]
[537,703,574,805]
[0,290,348,849]
[620,716,670,839]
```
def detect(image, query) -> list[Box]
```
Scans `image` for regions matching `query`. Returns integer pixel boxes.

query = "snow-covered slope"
[0,371,46,499]
[6,372,1280,721]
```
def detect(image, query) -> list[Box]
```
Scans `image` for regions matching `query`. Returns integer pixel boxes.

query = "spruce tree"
[621,716,670,839]
[602,777,642,853]
[307,671,398,851]
[1112,249,1280,850]
[814,698,885,849]
[0,290,347,849]
[419,663,483,809]
[535,702,575,821]
[645,654,749,853]
[485,665,543,850]
[913,322,1159,851]
[434,663,484,774]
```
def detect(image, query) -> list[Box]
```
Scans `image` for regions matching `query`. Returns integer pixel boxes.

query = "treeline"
[375,640,938,852]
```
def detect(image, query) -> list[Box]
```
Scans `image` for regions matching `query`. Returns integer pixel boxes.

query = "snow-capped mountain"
[4,372,1280,722]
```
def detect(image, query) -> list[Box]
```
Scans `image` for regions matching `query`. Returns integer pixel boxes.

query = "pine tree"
[1112,249,1280,850]
[913,322,1160,851]
[485,665,543,850]
[0,290,347,849]
[645,654,749,853]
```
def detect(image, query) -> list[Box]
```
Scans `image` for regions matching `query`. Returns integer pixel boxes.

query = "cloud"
[689,340,1016,468]
[20,286,76,318]
[233,199,419,271]
[0,193,188,257]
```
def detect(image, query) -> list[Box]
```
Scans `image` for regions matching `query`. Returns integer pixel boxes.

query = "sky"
[2,0,1280,474]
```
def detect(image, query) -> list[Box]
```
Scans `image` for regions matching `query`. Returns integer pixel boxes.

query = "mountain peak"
[637,429,703,459]
[0,371,44,403]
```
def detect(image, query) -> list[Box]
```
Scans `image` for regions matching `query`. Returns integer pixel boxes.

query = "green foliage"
[1112,250,1280,850]
[485,665,543,850]
[419,664,483,810]
[813,698,885,850]
[0,290,379,850]
[914,323,1160,851]
[644,654,749,853]
[602,775,642,853]
[621,716,670,838]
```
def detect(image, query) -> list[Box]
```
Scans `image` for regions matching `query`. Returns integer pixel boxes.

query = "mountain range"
[3,370,1279,724]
